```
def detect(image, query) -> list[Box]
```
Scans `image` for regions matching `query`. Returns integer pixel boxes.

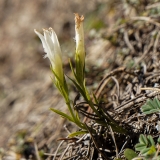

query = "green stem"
[81,84,101,117]
[66,100,86,130]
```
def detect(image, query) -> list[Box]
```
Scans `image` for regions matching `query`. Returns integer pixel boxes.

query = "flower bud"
[74,13,85,82]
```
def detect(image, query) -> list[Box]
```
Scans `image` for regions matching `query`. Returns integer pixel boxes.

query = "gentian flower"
[34,28,64,84]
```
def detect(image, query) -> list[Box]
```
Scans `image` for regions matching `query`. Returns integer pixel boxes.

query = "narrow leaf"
[93,93,99,105]
[69,59,78,80]
[68,130,88,137]
[67,75,87,100]
[50,108,74,122]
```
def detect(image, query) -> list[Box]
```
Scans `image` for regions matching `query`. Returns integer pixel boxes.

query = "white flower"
[74,13,85,82]
[34,28,64,84]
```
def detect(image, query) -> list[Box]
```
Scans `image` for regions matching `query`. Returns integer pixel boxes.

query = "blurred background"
[0,0,119,154]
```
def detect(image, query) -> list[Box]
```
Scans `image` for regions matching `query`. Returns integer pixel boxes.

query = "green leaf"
[135,143,147,151]
[67,75,87,100]
[148,99,157,109]
[75,110,80,122]
[142,109,160,114]
[50,66,62,84]
[154,98,160,109]
[68,130,88,137]
[141,146,156,156]
[69,59,78,80]
[124,149,138,160]
[147,135,155,146]
[135,135,157,158]
[50,108,74,122]
[142,105,154,111]
[92,93,99,105]
[146,145,156,156]
[139,134,148,145]
[141,98,160,114]
[57,82,68,101]
[140,147,150,155]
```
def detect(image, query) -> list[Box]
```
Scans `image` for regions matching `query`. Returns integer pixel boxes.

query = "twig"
[134,30,142,49]
[116,91,160,113]
[146,2,160,9]
[53,140,65,160]
[133,37,154,67]
[44,153,61,156]
[141,87,160,92]
[131,16,160,27]
[109,126,118,159]
[111,76,120,100]
[153,30,160,54]
[59,143,73,160]
[95,67,125,98]
[124,31,135,52]
[155,144,160,158]
[34,142,41,160]
[64,125,71,134]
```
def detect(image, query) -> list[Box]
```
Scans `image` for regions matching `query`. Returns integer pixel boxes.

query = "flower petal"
[43,29,55,61]
[50,28,62,58]
[34,29,49,57]
[35,28,64,85]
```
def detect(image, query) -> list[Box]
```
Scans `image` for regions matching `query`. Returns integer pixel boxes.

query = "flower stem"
[66,101,86,130]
